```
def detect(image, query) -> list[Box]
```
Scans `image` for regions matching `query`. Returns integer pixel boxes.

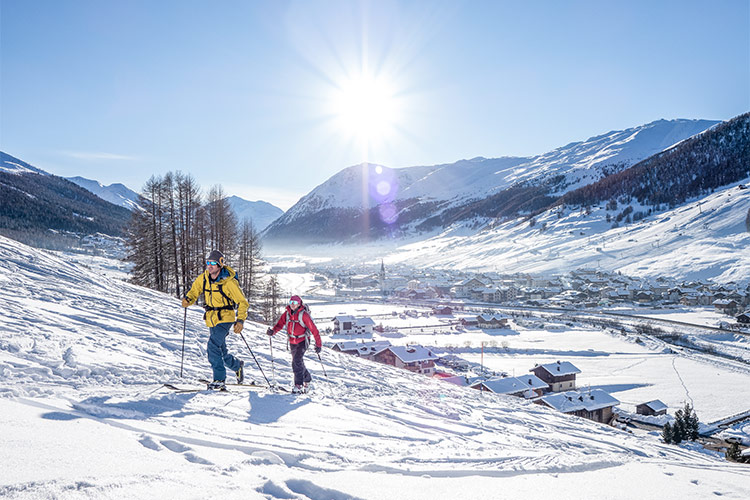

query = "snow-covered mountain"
[226,195,283,231]
[67,176,141,211]
[1,233,748,498]
[263,119,719,244]
[388,178,750,286]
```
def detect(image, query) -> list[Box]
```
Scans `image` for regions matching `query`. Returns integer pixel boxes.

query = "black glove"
[266,328,274,336]
[314,345,322,354]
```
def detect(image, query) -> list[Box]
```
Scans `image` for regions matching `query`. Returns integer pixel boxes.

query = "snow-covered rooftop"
[388,345,439,363]
[533,361,582,376]
[542,389,620,413]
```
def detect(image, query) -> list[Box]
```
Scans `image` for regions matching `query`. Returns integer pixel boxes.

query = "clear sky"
[1,0,748,210]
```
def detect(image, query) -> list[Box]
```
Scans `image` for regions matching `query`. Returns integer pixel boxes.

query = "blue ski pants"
[207,322,241,382]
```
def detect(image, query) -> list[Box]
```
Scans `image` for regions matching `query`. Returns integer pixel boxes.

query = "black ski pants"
[290,342,312,386]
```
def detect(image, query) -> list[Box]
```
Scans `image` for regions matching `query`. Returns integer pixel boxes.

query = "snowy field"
[1,235,750,499]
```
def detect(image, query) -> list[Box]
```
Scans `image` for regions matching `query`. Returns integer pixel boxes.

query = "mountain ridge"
[263,118,721,244]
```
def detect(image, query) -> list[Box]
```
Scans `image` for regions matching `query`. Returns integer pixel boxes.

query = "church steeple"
[379,260,386,295]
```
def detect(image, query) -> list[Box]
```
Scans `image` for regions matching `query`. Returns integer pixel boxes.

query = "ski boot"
[236,360,245,384]
[208,380,226,391]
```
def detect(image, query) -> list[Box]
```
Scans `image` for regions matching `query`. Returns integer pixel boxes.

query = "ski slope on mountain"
[389,178,750,286]
[0,235,748,499]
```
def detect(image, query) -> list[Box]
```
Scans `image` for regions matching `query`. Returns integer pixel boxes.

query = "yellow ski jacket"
[185,265,249,327]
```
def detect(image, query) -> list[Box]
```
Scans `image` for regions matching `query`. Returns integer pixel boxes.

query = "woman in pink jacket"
[267,295,322,393]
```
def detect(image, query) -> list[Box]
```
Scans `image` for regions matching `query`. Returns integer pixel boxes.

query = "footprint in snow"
[159,439,214,465]
[251,450,285,465]
[285,479,364,500]
[160,440,191,453]
[257,480,297,499]
[138,435,161,451]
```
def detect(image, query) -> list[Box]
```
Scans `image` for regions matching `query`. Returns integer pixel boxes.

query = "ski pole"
[269,336,276,384]
[317,351,328,379]
[238,331,272,387]
[180,308,187,378]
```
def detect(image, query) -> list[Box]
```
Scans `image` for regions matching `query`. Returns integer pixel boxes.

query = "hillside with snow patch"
[1,234,749,499]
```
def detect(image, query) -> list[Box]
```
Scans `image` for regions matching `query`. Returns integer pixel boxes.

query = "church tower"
[379,260,386,296]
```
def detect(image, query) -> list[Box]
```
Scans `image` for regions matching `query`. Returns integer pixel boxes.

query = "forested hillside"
[0,153,132,248]
[559,113,750,211]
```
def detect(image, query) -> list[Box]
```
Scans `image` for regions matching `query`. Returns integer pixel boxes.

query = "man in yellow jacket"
[182,250,249,390]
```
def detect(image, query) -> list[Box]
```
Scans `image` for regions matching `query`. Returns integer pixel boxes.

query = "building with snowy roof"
[530,361,581,393]
[636,400,668,416]
[374,345,439,376]
[541,389,620,424]
[470,375,548,399]
[331,340,392,360]
[332,315,376,336]
[476,314,510,329]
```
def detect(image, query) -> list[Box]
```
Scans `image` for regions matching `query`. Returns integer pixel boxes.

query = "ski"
[162,383,226,393]
[197,378,268,389]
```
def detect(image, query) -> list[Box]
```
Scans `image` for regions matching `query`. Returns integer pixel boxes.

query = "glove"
[314,345,322,354]
[233,320,244,334]
[266,328,274,336]
[181,298,190,308]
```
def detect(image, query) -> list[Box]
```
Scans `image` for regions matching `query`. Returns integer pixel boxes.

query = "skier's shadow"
[245,391,310,424]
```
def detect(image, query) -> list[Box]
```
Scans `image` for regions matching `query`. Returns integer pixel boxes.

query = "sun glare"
[333,75,399,146]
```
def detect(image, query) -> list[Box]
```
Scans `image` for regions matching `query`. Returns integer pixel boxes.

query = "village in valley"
[271,257,750,459]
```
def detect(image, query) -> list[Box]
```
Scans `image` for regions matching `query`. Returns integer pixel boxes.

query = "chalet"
[331,340,391,360]
[713,299,739,314]
[470,375,548,399]
[530,361,581,393]
[332,315,376,336]
[374,345,439,375]
[540,389,619,424]
[354,317,376,335]
[636,400,668,416]
[737,311,750,324]
[460,317,478,327]
[452,278,488,298]
[432,305,453,315]
[680,294,700,306]
[332,315,356,335]
[476,314,510,329]
[634,291,654,303]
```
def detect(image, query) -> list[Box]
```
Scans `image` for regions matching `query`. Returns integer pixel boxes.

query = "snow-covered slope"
[387,178,750,286]
[67,176,141,211]
[226,195,284,231]
[0,151,48,175]
[264,119,718,243]
[1,234,748,499]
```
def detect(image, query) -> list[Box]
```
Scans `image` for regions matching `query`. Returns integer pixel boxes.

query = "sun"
[332,74,399,146]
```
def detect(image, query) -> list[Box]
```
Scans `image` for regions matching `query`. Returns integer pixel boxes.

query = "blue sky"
[1,0,748,210]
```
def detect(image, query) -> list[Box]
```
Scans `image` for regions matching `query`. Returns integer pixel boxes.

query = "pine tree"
[672,407,685,444]
[662,422,674,444]
[726,442,741,462]
[683,403,700,440]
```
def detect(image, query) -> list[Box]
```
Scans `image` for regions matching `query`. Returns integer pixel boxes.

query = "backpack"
[285,303,313,346]
[201,271,241,321]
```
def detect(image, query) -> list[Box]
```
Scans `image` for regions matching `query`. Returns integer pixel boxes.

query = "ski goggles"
[206,260,219,266]
[289,299,300,306]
